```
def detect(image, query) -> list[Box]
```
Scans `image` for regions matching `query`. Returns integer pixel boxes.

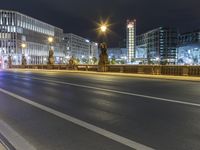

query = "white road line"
[15,75,200,108]
[0,88,154,150]
[0,119,36,150]
[0,142,7,150]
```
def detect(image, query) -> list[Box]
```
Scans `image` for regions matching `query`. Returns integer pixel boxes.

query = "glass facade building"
[126,20,136,63]
[64,33,98,62]
[107,48,127,59]
[177,29,200,65]
[136,27,178,64]
[0,10,65,68]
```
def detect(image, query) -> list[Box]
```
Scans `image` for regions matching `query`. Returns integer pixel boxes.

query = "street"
[0,70,200,150]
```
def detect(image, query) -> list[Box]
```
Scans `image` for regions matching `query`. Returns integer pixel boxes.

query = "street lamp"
[21,43,27,54]
[21,43,27,66]
[21,43,26,48]
[48,37,53,50]
[98,22,109,35]
[97,20,110,72]
[48,37,53,44]
[21,43,27,58]
[47,37,54,65]
[100,24,107,33]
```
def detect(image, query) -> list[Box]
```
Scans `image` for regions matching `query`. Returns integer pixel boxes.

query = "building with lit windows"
[107,48,127,59]
[0,10,64,68]
[64,33,98,63]
[136,27,178,64]
[177,29,200,65]
[126,20,136,63]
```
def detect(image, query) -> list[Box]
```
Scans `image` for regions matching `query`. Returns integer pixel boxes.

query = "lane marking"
[0,88,154,150]
[0,119,36,150]
[11,74,200,108]
[0,143,7,150]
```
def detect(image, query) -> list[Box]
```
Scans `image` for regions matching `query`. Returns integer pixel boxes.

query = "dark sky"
[1,0,200,46]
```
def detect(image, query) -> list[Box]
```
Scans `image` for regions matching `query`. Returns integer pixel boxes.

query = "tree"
[131,58,136,63]
[110,56,116,64]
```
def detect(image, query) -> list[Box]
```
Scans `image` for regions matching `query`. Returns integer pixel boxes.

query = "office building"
[64,33,98,62]
[107,48,127,64]
[107,48,127,59]
[126,19,136,63]
[136,27,178,64]
[177,29,200,65]
[178,29,200,45]
[0,10,65,68]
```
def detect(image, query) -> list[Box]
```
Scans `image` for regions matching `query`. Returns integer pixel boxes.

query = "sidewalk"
[8,69,200,82]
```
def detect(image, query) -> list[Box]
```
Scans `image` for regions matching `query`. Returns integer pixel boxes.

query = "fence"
[12,64,200,77]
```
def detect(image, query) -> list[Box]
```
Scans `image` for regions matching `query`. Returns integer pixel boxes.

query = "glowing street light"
[97,19,110,35]
[21,43,27,49]
[48,37,53,43]
[96,19,110,71]
[21,43,27,65]
[100,24,107,33]
[21,43,27,55]
[47,37,54,65]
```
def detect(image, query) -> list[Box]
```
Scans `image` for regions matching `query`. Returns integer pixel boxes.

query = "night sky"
[1,0,200,46]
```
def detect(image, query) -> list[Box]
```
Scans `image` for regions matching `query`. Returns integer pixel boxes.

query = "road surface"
[0,70,200,150]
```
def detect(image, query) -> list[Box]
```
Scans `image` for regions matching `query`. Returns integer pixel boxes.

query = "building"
[90,41,99,59]
[126,20,136,63]
[177,29,200,65]
[136,27,178,64]
[178,29,200,45]
[107,48,127,64]
[0,10,65,68]
[107,48,127,59]
[64,33,98,63]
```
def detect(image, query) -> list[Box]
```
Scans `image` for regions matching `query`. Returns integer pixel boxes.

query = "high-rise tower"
[126,20,136,63]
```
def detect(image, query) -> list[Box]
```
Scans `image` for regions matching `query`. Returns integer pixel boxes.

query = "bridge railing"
[11,64,200,77]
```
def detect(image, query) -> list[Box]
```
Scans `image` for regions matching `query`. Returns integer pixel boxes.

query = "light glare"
[100,25,107,32]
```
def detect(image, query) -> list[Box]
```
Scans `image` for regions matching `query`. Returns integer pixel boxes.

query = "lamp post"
[100,24,107,34]
[48,37,53,46]
[47,37,54,65]
[98,22,109,72]
[21,43,27,66]
[21,43,26,53]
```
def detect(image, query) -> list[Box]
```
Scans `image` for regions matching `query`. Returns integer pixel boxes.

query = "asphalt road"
[0,70,200,150]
